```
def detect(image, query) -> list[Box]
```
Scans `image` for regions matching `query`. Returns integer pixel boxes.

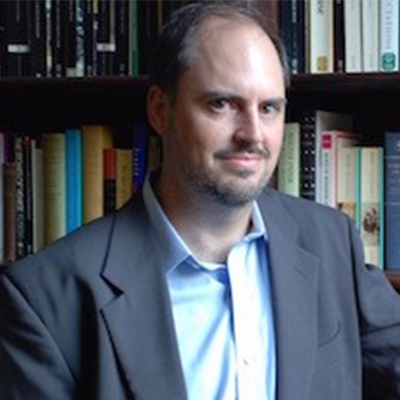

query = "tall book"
[3,162,17,263]
[42,133,66,246]
[30,0,47,77]
[333,0,345,72]
[362,0,379,72]
[6,0,31,76]
[82,125,113,223]
[380,0,400,72]
[384,132,400,271]
[116,148,133,209]
[314,110,353,205]
[308,0,334,73]
[344,0,362,73]
[115,0,131,75]
[32,144,44,253]
[103,147,116,215]
[133,122,148,193]
[66,128,83,233]
[337,146,358,221]
[278,122,300,197]
[356,147,384,269]
[319,130,359,208]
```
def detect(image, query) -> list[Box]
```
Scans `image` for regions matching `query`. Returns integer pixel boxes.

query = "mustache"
[215,146,270,159]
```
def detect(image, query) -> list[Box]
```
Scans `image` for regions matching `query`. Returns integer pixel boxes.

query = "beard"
[178,150,271,207]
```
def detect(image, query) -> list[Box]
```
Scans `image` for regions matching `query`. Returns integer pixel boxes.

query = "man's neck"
[153,174,254,263]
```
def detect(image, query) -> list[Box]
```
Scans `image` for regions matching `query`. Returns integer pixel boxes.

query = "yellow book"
[42,133,66,246]
[82,125,113,223]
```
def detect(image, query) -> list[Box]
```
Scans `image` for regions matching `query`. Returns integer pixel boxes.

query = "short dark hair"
[148,1,290,100]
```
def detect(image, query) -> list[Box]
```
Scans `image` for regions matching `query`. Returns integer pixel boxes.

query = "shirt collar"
[142,173,268,274]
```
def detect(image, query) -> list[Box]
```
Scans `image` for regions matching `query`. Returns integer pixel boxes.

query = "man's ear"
[147,85,170,137]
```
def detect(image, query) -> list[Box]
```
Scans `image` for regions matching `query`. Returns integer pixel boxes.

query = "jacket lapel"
[259,191,319,400]
[100,197,187,400]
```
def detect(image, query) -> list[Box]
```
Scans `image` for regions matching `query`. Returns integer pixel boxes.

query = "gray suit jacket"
[1,189,400,400]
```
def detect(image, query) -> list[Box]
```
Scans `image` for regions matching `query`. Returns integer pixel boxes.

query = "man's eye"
[260,101,283,115]
[209,98,229,110]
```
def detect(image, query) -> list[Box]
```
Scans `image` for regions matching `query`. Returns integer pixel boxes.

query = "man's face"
[156,18,286,207]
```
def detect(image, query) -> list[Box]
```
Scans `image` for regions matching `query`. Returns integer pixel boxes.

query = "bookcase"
[1,72,400,291]
[1,1,400,291]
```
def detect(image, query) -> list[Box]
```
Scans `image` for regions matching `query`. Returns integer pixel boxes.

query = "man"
[1,2,400,400]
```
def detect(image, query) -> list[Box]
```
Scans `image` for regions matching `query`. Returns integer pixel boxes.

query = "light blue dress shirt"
[143,176,276,400]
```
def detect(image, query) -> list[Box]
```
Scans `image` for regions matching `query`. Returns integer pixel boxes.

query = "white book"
[362,0,379,72]
[380,0,400,72]
[309,0,334,73]
[278,122,300,197]
[344,0,362,72]
[314,110,353,204]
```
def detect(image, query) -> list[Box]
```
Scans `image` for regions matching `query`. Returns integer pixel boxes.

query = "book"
[337,146,358,221]
[133,122,148,193]
[32,144,44,253]
[66,128,83,233]
[314,110,353,205]
[116,148,133,209]
[95,0,117,76]
[115,0,131,75]
[344,0,362,73]
[14,135,33,259]
[362,0,379,72]
[308,0,334,74]
[356,147,384,269]
[42,133,67,246]
[278,122,300,197]
[333,0,345,72]
[299,110,316,201]
[6,0,31,76]
[30,0,47,77]
[103,147,116,215]
[319,130,359,208]
[82,125,113,223]
[0,133,5,260]
[380,0,400,72]
[384,132,400,271]
[3,162,17,263]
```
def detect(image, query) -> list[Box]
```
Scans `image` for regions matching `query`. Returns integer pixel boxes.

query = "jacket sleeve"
[348,217,400,399]
[0,273,75,400]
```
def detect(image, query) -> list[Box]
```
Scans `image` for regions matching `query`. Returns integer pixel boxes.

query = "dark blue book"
[384,131,400,271]
[133,122,148,193]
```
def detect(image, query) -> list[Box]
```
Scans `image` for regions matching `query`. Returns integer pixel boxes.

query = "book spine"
[116,148,133,209]
[42,133,67,246]
[103,147,116,215]
[30,0,47,77]
[84,0,95,76]
[357,147,384,269]
[65,0,77,77]
[362,0,379,72]
[299,112,316,201]
[380,0,400,72]
[133,122,148,193]
[95,0,117,76]
[384,132,400,270]
[333,0,345,72]
[309,0,333,73]
[3,162,17,263]
[344,0,362,73]
[337,147,357,221]
[6,0,31,77]
[66,128,83,233]
[115,0,130,75]
[278,122,300,197]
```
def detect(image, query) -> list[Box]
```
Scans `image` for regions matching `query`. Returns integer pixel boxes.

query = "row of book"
[280,0,400,74]
[276,113,400,271]
[0,0,195,78]
[4,0,399,78]
[0,123,160,264]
